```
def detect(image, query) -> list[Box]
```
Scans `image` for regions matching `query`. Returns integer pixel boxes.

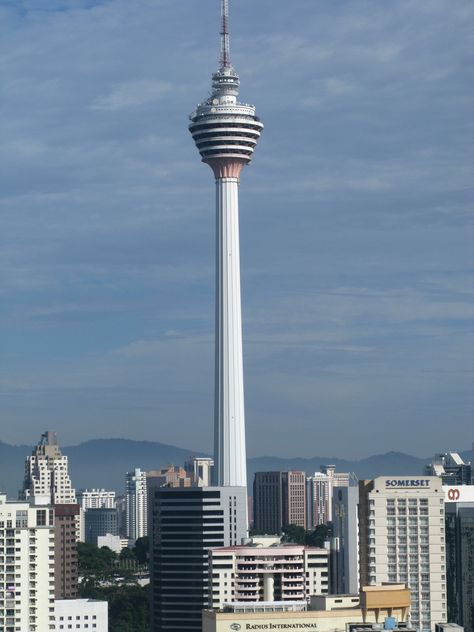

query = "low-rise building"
[203,584,411,632]
[209,541,329,608]
[55,599,108,631]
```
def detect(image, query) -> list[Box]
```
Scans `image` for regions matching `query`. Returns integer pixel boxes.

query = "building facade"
[253,471,306,534]
[55,599,108,631]
[425,453,472,486]
[125,468,147,540]
[20,431,76,505]
[444,485,474,631]
[0,494,56,631]
[306,465,352,530]
[84,508,118,545]
[150,486,248,632]
[359,477,447,632]
[77,489,116,510]
[208,541,329,608]
[54,503,80,599]
[331,485,359,594]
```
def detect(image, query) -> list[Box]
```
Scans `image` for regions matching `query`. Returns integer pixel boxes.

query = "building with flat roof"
[331,485,359,595]
[253,471,306,534]
[0,494,56,631]
[77,489,116,510]
[444,485,474,632]
[306,466,352,530]
[203,584,411,632]
[150,486,248,632]
[125,468,147,540]
[359,477,446,632]
[55,598,108,631]
[84,507,118,545]
[54,503,80,599]
[208,541,329,608]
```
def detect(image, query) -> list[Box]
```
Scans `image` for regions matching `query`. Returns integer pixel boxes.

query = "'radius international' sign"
[244,625,318,630]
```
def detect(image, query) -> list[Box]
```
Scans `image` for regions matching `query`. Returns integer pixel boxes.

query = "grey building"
[445,498,474,631]
[84,508,118,544]
[253,471,306,534]
[150,486,247,632]
[425,452,471,486]
[331,485,359,594]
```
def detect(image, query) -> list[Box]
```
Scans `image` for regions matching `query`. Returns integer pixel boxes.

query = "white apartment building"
[55,599,107,631]
[21,431,76,505]
[208,540,329,609]
[125,468,147,540]
[306,465,351,529]
[77,489,116,510]
[0,494,56,631]
[359,476,447,632]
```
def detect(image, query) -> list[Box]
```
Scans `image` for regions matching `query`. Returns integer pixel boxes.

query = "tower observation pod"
[189,0,263,488]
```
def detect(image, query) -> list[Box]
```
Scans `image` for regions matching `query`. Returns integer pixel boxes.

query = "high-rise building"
[0,494,56,630]
[425,452,472,486]
[77,489,116,510]
[125,468,147,540]
[146,466,192,489]
[20,431,76,504]
[359,477,447,632]
[189,0,262,488]
[331,485,359,594]
[54,504,80,599]
[150,486,247,632]
[20,432,80,602]
[306,465,352,530]
[253,471,306,533]
[84,508,118,545]
[208,538,329,608]
[444,485,474,631]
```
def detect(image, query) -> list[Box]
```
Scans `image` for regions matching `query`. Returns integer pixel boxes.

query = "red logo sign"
[447,488,460,501]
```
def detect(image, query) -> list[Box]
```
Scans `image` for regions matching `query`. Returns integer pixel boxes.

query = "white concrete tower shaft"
[189,1,263,487]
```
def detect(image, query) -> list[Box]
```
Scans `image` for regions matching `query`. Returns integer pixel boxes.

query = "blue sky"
[1,0,473,458]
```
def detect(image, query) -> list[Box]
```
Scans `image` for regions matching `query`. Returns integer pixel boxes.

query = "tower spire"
[220,0,231,68]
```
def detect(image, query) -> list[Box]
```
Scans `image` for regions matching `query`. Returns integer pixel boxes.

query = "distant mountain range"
[0,438,471,498]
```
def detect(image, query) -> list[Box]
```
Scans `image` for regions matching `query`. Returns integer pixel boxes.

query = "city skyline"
[1,0,473,459]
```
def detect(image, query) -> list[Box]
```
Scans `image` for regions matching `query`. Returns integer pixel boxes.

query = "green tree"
[133,536,149,565]
[305,524,329,547]
[282,524,306,544]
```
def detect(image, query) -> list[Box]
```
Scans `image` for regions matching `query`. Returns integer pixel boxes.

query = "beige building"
[359,477,447,632]
[209,539,329,608]
[203,584,411,632]
[253,471,306,534]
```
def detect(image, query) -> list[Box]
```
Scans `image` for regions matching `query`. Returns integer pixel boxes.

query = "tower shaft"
[214,175,246,487]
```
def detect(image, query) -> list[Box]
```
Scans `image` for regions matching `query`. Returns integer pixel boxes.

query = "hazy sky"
[1,0,473,458]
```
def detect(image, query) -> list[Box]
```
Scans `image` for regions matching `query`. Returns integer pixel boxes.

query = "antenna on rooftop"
[220,0,231,68]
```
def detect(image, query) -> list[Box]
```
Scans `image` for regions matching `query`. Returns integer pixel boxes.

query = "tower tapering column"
[189,1,263,487]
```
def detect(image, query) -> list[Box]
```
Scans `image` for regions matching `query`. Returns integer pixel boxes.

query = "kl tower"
[189,0,263,487]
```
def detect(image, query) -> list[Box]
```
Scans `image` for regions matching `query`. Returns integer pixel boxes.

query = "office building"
[253,471,306,533]
[20,431,76,504]
[359,476,447,632]
[150,486,247,632]
[306,465,352,530]
[203,584,411,632]
[425,452,472,486]
[147,466,192,489]
[189,0,263,488]
[331,485,359,594]
[208,538,329,608]
[77,489,116,510]
[444,485,474,631]
[125,468,147,540]
[84,508,118,545]
[55,599,108,631]
[96,533,129,553]
[0,494,56,631]
[54,503,80,599]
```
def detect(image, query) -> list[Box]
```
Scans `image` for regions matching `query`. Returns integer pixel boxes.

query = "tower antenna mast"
[220,0,231,68]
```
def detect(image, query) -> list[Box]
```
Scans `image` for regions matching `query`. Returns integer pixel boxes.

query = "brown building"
[253,470,306,533]
[54,503,80,599]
